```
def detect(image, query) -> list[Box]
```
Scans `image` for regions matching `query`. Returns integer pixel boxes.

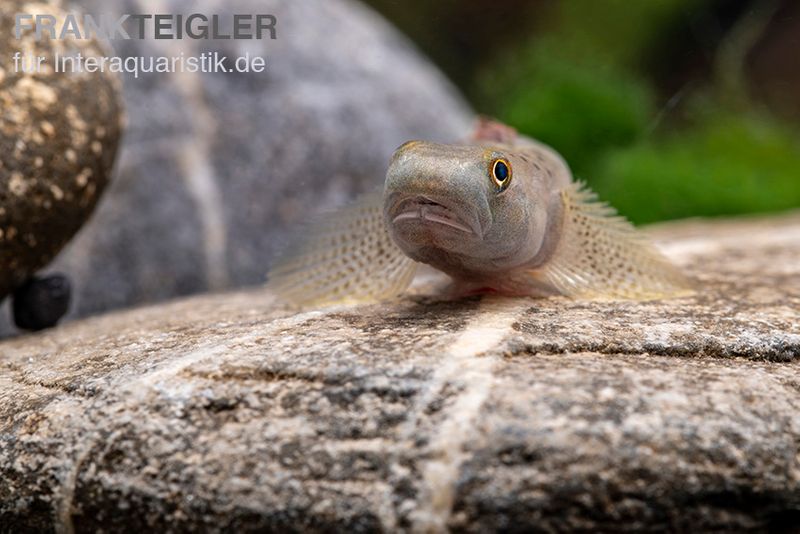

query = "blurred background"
[365,0,800,224]
[4,0,800,334]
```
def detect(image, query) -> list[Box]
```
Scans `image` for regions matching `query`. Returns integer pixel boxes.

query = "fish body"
[268,120,690,306]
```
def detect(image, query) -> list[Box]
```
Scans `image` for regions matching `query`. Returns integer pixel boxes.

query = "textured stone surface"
[0,0,123,300]
[0,212,798,532]
[16,0,471,326]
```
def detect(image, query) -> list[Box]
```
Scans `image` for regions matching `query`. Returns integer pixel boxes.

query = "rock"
[0,0,123,300]
[20,0,471,327]
[11,274,71,331]
[1,212,798,531]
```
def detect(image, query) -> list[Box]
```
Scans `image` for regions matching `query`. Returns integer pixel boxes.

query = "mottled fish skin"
[267,120,691,306]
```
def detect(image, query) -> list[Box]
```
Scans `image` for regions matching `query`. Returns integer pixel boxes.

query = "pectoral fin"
[267,192,418,307]
[536,182,692,299]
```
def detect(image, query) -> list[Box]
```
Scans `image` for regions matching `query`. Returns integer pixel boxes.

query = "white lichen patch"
[14,77,57,111]
[21,2,60,19]
[14,139,27,156]
[71,129,88,148]
[40,121,55,137]
[75,168,92,187]
[0,93,29,126]
[49,184,64,201]
[66,105,88,133]
[9,172,28,196]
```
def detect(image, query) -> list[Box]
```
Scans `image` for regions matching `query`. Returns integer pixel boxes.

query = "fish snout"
[384,142,494,243]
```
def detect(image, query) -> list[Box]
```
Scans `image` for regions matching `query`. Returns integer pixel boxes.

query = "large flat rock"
[1,212,799,532]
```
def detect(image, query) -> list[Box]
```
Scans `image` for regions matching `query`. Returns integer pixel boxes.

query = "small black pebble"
[12,274,71,331]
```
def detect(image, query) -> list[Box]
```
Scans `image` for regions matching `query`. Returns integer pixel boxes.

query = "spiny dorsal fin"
[267,192,417,307]
[536,182,692,300]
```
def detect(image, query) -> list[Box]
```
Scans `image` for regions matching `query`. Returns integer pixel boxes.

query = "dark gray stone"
[0,0,123,301]
[36,0,472,325]
[0,212,798,532]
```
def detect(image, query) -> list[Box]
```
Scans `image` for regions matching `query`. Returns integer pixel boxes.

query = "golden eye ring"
[491,158,512,191]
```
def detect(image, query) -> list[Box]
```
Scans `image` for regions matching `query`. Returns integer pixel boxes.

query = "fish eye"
[491,158,512,191]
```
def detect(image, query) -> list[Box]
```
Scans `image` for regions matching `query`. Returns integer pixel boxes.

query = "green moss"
[366,0,800,223]
[475,1,800,224]
[484,43,654,174]
[592,113,800,224]
[475,0,698,176]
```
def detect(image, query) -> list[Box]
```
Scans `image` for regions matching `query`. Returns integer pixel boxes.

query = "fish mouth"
[390,196,482,237]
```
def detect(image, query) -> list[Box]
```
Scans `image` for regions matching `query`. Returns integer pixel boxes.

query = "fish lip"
[389,195,483,238]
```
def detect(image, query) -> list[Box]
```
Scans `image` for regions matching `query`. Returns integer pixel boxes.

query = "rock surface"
[0,0,123,300]
[0,212,798,532]
[7,0,471,329]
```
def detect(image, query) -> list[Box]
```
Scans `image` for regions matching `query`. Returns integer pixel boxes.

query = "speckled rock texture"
[0,0,472,331]
[0,212,798,533]
[0,0,123,301]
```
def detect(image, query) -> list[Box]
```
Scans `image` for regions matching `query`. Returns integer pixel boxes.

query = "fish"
[267,118,691,307]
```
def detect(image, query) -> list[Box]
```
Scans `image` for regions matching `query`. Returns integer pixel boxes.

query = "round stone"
[12,274,71,331]
[41,0,472,322]
[0,0,124,301]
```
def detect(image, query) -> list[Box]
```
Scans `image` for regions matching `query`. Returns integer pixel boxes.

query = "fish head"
[384,140,559,276]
